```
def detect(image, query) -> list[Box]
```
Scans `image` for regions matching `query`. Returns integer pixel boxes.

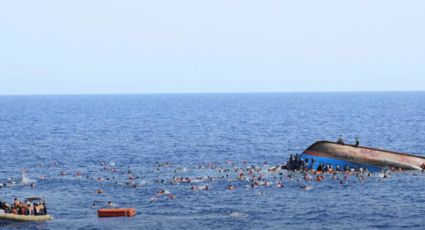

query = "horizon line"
[0,89,424,97]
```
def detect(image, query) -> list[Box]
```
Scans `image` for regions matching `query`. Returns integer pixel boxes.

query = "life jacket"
[20,206,27,215]
[13,200,20,207]
[36,206,41,215]
[39,204,45,215]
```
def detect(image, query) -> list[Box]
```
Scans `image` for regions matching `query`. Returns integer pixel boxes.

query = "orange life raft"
[97,208,137,217]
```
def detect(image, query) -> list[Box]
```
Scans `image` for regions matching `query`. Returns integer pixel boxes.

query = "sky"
[0,0,424,95]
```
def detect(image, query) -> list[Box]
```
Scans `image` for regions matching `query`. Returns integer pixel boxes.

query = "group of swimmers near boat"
[284,153,371,173]
[2,151,424,218]
[0,198,47,216]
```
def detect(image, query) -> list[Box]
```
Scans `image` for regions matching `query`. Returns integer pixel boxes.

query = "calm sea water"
[0,92,425,230]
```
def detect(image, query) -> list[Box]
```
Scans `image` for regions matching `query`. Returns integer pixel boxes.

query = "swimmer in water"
[157,189,168,195]
[276,181,284,188]
[107,201,117,207]
[301,185,313,191]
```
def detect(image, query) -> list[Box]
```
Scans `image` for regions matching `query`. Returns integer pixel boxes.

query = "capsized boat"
[300,141,425,171]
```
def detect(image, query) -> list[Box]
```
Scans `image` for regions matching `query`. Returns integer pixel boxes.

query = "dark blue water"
[0,92,425,229]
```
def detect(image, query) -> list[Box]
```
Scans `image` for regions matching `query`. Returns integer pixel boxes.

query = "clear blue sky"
[1,1,424,95]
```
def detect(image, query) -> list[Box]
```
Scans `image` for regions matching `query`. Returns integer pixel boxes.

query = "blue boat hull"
[300,154,382,172]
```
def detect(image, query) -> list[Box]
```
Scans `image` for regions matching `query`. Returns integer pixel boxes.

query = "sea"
[0,92,424,230]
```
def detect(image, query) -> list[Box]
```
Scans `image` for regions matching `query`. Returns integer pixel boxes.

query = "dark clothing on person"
[337,136,344,144]
[43,203,47,214]
[355,138,360,146]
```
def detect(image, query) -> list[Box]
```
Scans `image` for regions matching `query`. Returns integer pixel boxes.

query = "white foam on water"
[191,179,204,183]
[175,166,188,172]
[303,185,313,191]
[21,171,36,185]
[229,211,247,218]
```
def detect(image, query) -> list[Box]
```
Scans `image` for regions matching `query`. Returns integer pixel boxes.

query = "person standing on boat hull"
[355,137,360,147]
[337,135,345,144]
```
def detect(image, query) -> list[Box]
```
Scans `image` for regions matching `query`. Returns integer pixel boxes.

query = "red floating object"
[97,208,137,217]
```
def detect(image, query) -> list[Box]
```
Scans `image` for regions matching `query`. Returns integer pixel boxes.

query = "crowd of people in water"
[0,198,47,216]
[284,153,377,173]
[2,145,425,217]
